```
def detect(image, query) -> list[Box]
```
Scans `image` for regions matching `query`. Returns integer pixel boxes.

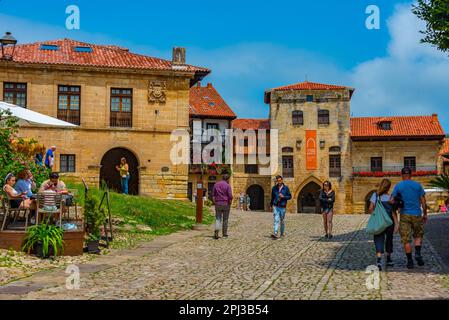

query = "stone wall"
[1,65,193,199]
[268,89,353,213]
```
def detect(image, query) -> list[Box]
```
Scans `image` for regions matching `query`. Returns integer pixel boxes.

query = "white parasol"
[0,101,77,127]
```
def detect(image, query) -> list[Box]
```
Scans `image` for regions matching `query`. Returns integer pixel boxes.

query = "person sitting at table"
[15,169,36,199]
[39,172,68,194]
[3,173,33,209]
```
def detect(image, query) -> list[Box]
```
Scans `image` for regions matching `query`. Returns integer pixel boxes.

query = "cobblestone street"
[1,211,449,300]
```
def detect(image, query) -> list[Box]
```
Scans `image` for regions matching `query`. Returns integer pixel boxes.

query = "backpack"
[366,193,393,235]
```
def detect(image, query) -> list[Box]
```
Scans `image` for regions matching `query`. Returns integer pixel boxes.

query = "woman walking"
[319,181,335,239]
[116,157,130,195]
[368,178,398,271]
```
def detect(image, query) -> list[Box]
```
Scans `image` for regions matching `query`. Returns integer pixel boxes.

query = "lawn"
[66,182,214,249]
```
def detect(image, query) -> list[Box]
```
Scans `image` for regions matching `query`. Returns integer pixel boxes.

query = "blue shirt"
[392,180,425,216]
[14,179,34,198]
[45,149,53,167]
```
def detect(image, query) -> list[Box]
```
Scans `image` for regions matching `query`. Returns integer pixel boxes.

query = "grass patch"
[66,182,214,249]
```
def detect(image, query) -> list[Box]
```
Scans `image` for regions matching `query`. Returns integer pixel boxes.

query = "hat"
[401,167,412,175]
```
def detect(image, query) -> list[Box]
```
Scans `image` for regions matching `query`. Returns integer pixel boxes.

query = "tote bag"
[366,194,393,235]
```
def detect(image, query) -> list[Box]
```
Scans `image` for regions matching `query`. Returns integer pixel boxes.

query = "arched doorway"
[365,190,376,214]
[247,185,265,211]
[297,182,321,213]
[100,148,139,195]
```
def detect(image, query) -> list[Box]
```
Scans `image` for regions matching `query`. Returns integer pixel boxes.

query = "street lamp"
[0,32,17,60]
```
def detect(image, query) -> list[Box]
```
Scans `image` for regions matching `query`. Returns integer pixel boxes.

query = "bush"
[0,110,49,186]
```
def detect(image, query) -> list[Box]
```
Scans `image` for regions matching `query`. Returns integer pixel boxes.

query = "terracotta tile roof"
[351,115,445,140]
[232,119,270,130]
[4,38,210,73]
[271,81,353,91]
[189,83,236,119]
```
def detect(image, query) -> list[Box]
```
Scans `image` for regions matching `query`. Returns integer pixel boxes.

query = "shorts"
[399,214,424,244]
[321,208,333,214]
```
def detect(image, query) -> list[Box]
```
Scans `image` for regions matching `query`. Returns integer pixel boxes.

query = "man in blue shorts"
[392,167,428,269]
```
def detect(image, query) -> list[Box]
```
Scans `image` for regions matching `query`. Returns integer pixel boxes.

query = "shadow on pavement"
[309,214,449,275]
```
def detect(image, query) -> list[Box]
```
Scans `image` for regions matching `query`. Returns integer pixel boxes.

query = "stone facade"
[268,88,353,214]
[0,60,202,199]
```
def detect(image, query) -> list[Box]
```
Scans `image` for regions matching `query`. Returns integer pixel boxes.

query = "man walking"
[270,175,292,239]
[392,167,428,269]
[212,174,233,239]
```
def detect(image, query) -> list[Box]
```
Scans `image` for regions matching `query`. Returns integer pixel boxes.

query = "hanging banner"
[305,130,317,170]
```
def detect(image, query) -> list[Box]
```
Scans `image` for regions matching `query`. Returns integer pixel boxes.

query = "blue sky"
[1,0,448,131]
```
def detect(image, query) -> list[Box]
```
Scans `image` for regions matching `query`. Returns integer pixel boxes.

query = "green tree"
[413,0,449,52]
[0,110,49,187]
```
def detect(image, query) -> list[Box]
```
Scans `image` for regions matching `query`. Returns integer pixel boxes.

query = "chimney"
[172,47,186,65]
[432,113,438,123]
[207,83,213,88]
[197,81,201,88]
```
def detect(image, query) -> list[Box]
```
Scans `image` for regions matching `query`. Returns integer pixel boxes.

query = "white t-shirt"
[370,193,391,204]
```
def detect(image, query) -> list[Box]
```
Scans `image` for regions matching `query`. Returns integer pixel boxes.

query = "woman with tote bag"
[367,179,398,271]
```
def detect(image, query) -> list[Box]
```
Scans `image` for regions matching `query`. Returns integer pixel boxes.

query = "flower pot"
[87,240,100,254]
[35,242,55,259]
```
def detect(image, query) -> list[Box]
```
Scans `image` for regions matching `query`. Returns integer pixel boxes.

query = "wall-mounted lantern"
[296,139,302,149]
[319,139,326,149]
[0,32,17,60]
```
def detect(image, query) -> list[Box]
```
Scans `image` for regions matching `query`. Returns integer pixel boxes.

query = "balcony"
[353,165,438,177]
[110,111,132,127]
[57,109,80,125]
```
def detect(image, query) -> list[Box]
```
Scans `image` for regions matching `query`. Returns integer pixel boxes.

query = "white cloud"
[350,3,449,123]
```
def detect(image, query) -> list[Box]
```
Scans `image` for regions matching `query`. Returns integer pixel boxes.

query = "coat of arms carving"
[148,81,167,103]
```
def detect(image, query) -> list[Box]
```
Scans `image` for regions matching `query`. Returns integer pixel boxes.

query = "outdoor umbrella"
[0,101,77,127]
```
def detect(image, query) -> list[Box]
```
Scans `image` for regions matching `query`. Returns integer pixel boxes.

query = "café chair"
[1,196,31,231]
[36,192,63,226]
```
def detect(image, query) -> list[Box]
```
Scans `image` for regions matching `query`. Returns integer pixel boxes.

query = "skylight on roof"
[40,44,59,51]
[74,46,93,53]
[208,102,215,107]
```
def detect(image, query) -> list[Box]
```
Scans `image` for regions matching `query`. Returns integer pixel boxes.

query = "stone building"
[0,38,210,198]
[234,81,445,214]
[231,119,271,211]
[188,82,236,201]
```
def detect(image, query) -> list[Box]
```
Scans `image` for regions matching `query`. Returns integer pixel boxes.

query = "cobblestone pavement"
[2,211,449,300]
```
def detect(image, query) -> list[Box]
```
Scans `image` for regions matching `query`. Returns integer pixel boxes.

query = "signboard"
[305,130,317,170]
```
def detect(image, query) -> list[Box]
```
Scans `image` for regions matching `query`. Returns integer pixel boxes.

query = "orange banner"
[305,130,317,170]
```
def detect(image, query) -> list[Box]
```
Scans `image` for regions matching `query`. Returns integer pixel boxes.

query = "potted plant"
[22,221,64,259]
[84,194,106,254]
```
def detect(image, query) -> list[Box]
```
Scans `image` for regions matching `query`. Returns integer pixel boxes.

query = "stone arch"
[246,184,265,211]
[100,147,140,195]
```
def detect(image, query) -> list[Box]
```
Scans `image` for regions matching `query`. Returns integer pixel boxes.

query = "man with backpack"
[392,167,428,269]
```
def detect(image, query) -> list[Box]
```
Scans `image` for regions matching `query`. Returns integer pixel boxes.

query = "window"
[244,138,249,147]
[329,155,341,177]
[60,154,76,173]
[404,157,417,172]
[3,82,27,107]
[329,146,341,153]
[58,85,81,125]
[292,110,304,125]
[318,110,330,125]
[282,147,294,153]
[371,157,383,172]
[306,95,314,102]
[244,164,258,174]
[74,46,93,53]
[206,123,219,130]
[40,44,59,51]
[282,156,294,178]
[110,88,132,127]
